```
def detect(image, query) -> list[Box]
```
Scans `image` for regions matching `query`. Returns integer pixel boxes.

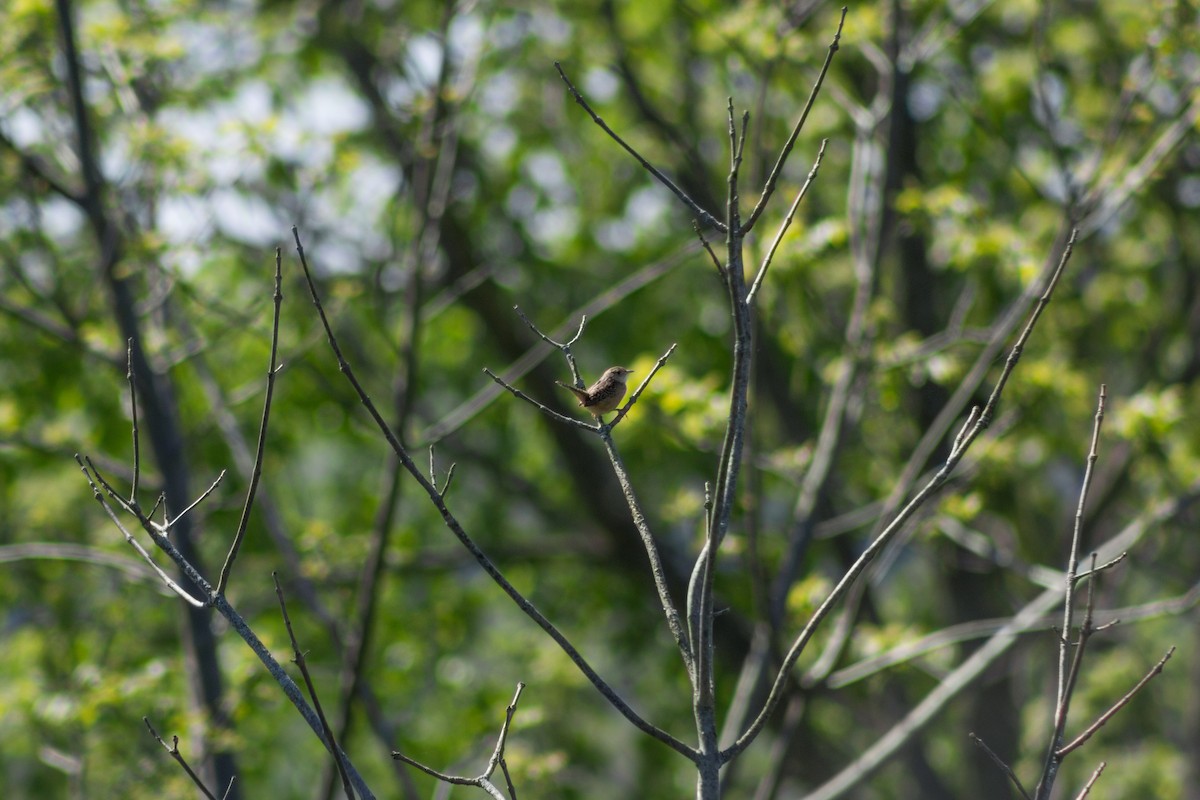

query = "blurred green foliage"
[1,0,1198,798]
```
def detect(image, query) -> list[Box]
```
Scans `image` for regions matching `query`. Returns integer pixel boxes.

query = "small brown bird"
[556,366,634,417]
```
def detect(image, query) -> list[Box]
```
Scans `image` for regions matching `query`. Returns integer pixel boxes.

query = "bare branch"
[746,138,829,304]
[1073,762,1106,799]
[596,346,692,673]
[555,63,724,232]
[143,718,222,800]
[393,682,528,800]
[75,456,206,607]
[514,305,586,385]
[1056,647,1175,758]
[742,7,846,233]
[969,732,1031,800]
[483,367,597,431]
[726,231,1079,763]
[217,249,285,597]
[126,340,141,502]
[293,227,695,760]
[1036,386,1109,797]
[273,573,356,799]
[692,220,725,280]
[164,470,227,530]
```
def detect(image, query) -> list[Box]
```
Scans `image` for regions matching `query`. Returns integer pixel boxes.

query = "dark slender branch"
[514,305,586,385]
[216,249,284,597]
[605,343,676,430]
[555,62,725,232]
[597,347,692,674]
[164,470,227,530]
[126,340,141,502]
[75,457,206,607]
[692,221,725,279]
[143,717,222,800]
[484,683,526,779]
[1056,386,1107,711]
[392,682,527,800]
[80,458,378,798]
[799,483,1199,800]
[1077,552,1123,581]
[1073,762,1106,799]
[1056,647,1175,758]
[1036,385,1108,798]
[969,733,1031,800]
[746,138,829,304]
[1058,555,1100,742]
[515,305,586,347]
[483,368,597,431]
[273,573,355,800]
[742,7,846,233]
[293,227,695,760]
[0,130,86,206]
[725,230,1078,763]
[500,758,517,800]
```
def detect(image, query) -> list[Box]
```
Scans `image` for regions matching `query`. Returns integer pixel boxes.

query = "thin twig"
[216,249,284,597]
[143,718,222,800]
[746,138,829,304]
[392,682,527,800]
[484,683,526,779]
[164,470,227,530]
[555,63,724,231]
[606,343,677,430]
[725,230,1079,763]
[1073,762,1106,799]
[75,457,206,607]
[482,368,597,431]
[1036,386,1108,797]
[692,221,725,280]
[514,305,586,385]
[273,573,356,799]
[742,7,846,233]
[126,339,141,502]
[1056,386,1107,712]
[1056,647,1175,758]
[1073,552,1126,583]
[292,226,694,760]
[969,733,1031,800]
[597,347,692,674]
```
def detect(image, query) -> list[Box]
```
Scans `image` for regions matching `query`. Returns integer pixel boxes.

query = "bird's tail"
[555,380,590,403]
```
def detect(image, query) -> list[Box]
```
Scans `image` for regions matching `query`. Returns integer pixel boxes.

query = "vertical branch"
[126,339,140,503]
[54,0,239,793]
[324,8,465,789]
[216,249,284,597]
[1033,384,1107,796]
[273,574,356,800]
